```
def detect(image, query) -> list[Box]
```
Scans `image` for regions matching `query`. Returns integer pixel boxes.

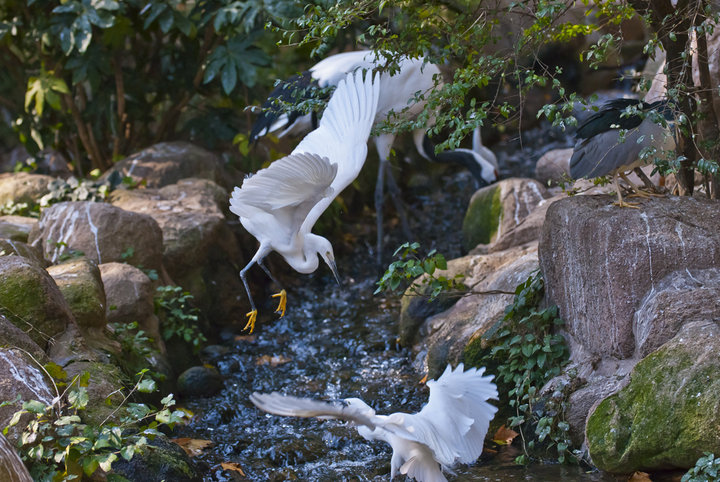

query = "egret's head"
[317,238,341,285]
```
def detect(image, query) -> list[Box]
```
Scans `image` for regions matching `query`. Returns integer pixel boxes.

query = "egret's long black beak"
[329,259,342,286]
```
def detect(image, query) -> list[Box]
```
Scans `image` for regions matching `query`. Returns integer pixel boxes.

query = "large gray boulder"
[110,178,246,323]
[633,268,720,358]
[100,141,239,190]
[0,256,74,349]
[0,432,32,482]
[28,201,164,273]
[0,348,55,444]
[539,195,720,359]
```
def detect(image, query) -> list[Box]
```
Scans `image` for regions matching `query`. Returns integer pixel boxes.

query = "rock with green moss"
[587,320,720,473]
[110,433,201,482]
[63,360,127,425]
[48,257,106,329]
[0,215,37,242]
[462,178,549,251]
[0,256,74,349]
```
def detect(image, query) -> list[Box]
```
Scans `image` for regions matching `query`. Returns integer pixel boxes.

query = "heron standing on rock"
[570,98,676,208]
[230,70,380,333]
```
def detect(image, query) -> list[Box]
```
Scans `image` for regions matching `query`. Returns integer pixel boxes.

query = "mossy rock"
[0,239,47,266]
[462,184,502,249]
[0,256,73,349]
[63,360,127,425]
[587,320,720,473]
[48,257,107,329]
[110,433,200,482]
[177,365,223,397]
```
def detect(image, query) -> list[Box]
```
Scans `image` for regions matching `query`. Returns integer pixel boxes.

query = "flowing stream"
[177,122,620,481]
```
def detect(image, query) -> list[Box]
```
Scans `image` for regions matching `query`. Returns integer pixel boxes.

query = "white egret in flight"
[250,50,498,265]
[230,70,380,333]
[250,363,498,482]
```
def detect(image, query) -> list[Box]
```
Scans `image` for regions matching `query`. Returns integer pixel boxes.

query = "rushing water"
[176,121,621,481]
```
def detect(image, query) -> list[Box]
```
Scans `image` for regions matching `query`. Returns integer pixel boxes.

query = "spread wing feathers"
[250,392,378,430]
[292,69,380,181]
[388,364,498,467]
[229,152,337,218]
[294,70,380,234]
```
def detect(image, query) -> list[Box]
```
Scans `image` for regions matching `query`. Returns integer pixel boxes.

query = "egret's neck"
[283,233,325,274]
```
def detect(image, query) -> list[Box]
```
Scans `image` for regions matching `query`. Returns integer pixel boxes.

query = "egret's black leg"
[384,161,413,240]
[239,261,259,333]
[258,260,287,317]
[375,159,387,267]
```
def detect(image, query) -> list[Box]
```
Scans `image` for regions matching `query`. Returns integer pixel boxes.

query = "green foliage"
[0,201,35,217]
[683,453,720,482]
[3,364,188,480]
[38,176,114,207]
[154,285,206,350]
[0,0,298,173]
[375,242,465,301]
[478,271,572,464]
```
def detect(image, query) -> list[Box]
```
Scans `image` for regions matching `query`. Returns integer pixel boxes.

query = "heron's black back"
[575,98,672,140]
[249,71,318,143]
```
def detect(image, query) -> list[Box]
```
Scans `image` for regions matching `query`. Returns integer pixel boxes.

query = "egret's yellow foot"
[244,309,258,333]
[272,289,287,317]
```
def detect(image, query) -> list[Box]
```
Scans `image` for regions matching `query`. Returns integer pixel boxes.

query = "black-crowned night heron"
[250,50,498,264]
[250,363,498,482]
[570,98,676,208]
[229,70,380,333]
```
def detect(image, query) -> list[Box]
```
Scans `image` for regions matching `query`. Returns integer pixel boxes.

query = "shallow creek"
[177,123,620,481]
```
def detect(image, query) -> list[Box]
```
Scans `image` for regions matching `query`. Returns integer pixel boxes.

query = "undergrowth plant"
[154,285,207,351]
[683,453,720,482]
[375,242,466,301]
[478,270,573,464]
[3,361,188,480]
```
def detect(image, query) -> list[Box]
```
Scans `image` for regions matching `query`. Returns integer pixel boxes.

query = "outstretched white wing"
[229,153,337,240]
[382,364,498,467]
[293,69,380,234]
[250,392,378,430]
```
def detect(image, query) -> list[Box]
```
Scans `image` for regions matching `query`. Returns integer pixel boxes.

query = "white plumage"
[250,363,498,482]
[230,70,381,332]
[251,50,498,264]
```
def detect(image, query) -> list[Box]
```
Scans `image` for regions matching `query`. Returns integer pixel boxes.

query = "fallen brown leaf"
[419,374,428,384]
[221,462,246,476]
[628,472,652,482]
[256,354,292,367]
[493,425,519,445]
[171,437,213,457]
[234,335,256,343]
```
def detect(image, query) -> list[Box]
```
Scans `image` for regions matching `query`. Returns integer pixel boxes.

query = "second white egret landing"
[250,363,498,482]
[230,70,381,333]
